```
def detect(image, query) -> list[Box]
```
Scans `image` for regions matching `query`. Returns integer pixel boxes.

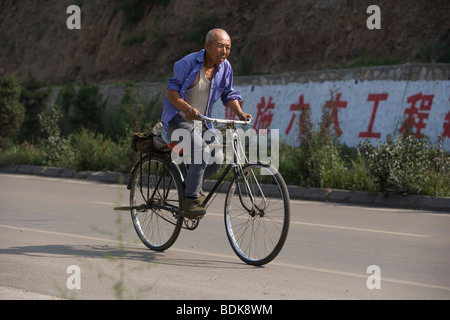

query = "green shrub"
[281,98,377,191]
[281,134,377,191]
[0,74,25,149]
[102,83,163,141]
[68,128,130,172]
[0,142,45,166]
[322,152,379,192]
[359,136,450,196]
[18,74,50,143]
[56,81,106,136]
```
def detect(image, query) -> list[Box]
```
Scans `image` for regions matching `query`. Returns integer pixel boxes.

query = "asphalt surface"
[1,173,449,300]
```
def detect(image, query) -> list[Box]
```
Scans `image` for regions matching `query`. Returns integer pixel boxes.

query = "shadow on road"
[0,244,252,269]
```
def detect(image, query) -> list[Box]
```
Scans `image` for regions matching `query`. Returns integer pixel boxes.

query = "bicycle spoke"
[130,155,183,251]
[225,162,290,265]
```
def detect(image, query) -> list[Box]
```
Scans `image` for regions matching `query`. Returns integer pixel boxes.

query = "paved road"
[1,173,449,300]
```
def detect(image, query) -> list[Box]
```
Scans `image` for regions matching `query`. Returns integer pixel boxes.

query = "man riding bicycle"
[161,28,252,218]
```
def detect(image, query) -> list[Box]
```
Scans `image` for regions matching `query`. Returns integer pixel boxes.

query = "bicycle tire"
[224,162,290,265]
[129,154,183,251]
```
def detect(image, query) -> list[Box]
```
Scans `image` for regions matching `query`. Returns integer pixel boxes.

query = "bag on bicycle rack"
[131,122,170,153]
[131,132,154,153]
[151,122,170,151]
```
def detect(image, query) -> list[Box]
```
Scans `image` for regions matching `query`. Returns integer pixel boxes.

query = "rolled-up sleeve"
[220,65,242,106]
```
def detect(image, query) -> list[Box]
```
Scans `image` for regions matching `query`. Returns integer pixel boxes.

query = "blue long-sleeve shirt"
[161,49,242,130]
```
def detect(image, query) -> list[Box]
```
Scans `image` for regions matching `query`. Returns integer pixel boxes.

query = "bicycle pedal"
[183,216,201,230]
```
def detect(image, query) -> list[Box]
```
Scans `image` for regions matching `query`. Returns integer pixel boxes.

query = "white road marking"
[94,202,430,238]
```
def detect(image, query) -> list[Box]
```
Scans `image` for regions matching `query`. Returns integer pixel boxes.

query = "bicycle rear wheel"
[129,154,183,251]
[224,162,290,265]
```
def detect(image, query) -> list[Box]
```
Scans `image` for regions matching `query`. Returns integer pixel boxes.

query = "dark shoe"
[184,198,206,218]
[197,189,206,205]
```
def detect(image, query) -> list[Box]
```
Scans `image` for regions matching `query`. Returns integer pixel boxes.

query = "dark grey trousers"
[166,114,224,199]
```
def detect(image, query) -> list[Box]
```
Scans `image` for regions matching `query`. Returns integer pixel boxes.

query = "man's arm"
[166,89,199,121]
[226,99,253,121]
[220,63,251,121]
[166,55,200,121]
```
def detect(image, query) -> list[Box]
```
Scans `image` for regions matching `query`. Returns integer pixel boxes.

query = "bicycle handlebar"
[197,113,252,126]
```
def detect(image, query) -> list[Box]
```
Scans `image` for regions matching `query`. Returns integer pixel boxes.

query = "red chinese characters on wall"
[443,111,450,139]
[285,95,310,136]
[358,93,389,138]
[254,96,276,131]
[324,93,348,137]
[242,91,448,145]
[442,98,450,139]
[399,93,434,138]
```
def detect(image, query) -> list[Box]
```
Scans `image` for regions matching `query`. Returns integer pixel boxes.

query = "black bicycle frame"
[119,137,258,215]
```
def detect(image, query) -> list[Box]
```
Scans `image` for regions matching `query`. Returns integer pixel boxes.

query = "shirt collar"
[196,49,205,63]
[196,49,223,70]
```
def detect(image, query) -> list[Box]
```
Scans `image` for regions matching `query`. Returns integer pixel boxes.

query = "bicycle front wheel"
[129,154,183,251]
[224,162,290,266]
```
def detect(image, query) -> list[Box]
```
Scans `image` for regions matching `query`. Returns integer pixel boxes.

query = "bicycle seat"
[161,129,183,155]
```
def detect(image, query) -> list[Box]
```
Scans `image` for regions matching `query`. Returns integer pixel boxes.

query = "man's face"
[205,35,231,65]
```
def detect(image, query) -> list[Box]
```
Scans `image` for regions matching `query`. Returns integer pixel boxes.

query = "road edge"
[1,164,449,213]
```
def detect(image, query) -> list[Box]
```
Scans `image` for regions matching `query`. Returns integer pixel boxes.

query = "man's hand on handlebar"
[183,105,200,121]
[236,111,253,122]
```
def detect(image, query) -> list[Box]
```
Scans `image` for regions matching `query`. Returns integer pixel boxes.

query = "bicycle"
[115,114,290,266]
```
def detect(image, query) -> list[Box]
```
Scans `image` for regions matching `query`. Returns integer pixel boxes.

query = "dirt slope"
[0,0,449,86]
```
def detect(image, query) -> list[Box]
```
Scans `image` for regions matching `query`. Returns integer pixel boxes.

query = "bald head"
[204,28,231,67]
[206,28,231,43]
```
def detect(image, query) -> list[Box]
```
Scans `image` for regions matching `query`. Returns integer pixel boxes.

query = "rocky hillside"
[1,0,449,86]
